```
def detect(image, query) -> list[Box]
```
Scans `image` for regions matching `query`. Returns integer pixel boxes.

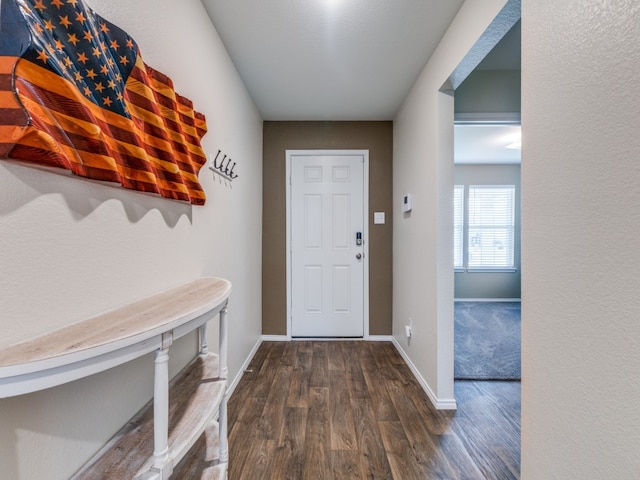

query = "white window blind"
[454,185,464,269]
[468,185,515,269]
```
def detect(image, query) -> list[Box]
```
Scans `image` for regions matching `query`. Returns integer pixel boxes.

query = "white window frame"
[467,185,516,272]
[453,185,464,271]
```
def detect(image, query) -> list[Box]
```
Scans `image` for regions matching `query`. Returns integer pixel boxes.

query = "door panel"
[291,154,364,337]
[304,195,322,248]
[332,194,350,248]
[304,266,322,312]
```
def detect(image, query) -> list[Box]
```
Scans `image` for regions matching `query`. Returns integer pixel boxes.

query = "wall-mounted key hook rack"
[209,149,239,184]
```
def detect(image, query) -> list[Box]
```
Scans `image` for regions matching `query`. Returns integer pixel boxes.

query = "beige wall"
[0,1,263,478]
[263,122,393,336]
[393,0,508,407]
[522,1,640,477]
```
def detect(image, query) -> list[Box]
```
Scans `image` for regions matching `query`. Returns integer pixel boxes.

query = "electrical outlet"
[405,325,412,338]
[405,318,413,339]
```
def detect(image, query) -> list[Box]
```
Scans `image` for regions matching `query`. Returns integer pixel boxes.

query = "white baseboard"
[454,298,521,302]
[390,337,457,410]
[261,335,289,341]
[287,336,387,341]
[367,335,394,341]
[261,335,395,342]
[226,337,262,398]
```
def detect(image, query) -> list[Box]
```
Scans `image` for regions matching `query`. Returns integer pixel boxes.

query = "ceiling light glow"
[505,132,521,150]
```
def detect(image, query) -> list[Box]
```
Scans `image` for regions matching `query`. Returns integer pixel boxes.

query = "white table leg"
[219,304,228,380]
[198,323,208,357]
[218,303,229,466]
[219,395,228,464]
[152,332,173,475]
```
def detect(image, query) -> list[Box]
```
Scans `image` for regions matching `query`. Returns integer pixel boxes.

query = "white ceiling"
[200,0,522,164]
[201,0,465,120]
[454,124,521,164]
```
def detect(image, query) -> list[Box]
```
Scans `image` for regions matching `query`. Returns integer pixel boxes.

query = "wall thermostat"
[402,193,412,213]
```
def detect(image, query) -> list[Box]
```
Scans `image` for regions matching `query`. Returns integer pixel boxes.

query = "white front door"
[289,152,366,337]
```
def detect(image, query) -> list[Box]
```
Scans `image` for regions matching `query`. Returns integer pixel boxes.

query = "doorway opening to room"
[452,21,521,383]
[453,121,521,381]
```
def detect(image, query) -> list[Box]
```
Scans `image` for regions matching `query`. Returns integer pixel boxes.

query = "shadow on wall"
[0,162,192,227]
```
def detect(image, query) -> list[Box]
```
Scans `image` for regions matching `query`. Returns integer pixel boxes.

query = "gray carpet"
[454,301,521,380]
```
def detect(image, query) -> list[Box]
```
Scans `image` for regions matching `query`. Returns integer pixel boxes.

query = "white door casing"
[286,150,369,338]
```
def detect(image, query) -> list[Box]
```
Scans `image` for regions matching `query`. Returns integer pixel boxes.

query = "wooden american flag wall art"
[0,0,209,205]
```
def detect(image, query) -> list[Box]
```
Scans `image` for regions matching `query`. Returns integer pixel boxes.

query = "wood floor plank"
[228,396,267,479]
[266,341,286,360]
[302,387,331,480]
[226,341,520,480]
[329,369,357,451]
[270,407,308,480]
[310,342,330,388]
[246,341,270,370]
[256,365,292,441]
[361,367,400,422]
[451,416,518,480]
[280,341,297,367]
[296,340,315,354]
[428,432,486,480]
[227,376,250,429]
[385,379,443,474]
[287,365,310,408]
[331,450,365,480]
[350,397,394,480]
[403,375,457,436]
[294,346,314,370]
[380,340,406,365]
[378,420,424,480]
[234,439,276,480]
[227,343,271,429]
[388,378,486,478]
[368,341,402,382]
[357,342,379,372]
[327,341,346,371]
[342,343,371,400]
[250,356,280,399]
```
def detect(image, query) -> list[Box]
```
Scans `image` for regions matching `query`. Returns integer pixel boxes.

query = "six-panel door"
[290,154,365,337]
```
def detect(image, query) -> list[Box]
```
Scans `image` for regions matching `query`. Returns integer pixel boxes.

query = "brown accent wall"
[263,121,393,335]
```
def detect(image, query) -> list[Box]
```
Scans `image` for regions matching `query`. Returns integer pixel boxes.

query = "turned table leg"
[152,331,173,475]
[219,304,229,464]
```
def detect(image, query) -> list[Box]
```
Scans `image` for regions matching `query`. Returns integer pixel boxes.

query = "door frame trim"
[285,149,370,339]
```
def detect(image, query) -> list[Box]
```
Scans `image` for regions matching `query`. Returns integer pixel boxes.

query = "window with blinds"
[454,185,464,269]
[467,185,515,269]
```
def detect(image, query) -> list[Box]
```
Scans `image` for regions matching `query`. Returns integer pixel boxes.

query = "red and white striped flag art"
[0,0,209,205]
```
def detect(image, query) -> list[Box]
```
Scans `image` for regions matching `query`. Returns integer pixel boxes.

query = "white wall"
[521,1,640,478]
[393,0,508,408]
[0,0,263,478]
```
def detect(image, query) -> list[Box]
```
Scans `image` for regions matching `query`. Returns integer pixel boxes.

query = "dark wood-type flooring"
[227,341,520,479]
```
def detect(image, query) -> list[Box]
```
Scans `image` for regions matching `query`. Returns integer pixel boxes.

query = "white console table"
[0,277,231,480]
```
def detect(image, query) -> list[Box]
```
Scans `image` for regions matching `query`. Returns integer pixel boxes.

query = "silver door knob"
[356,253,362,260]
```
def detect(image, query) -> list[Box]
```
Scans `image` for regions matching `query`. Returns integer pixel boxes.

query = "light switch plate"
[374,212,385,224]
